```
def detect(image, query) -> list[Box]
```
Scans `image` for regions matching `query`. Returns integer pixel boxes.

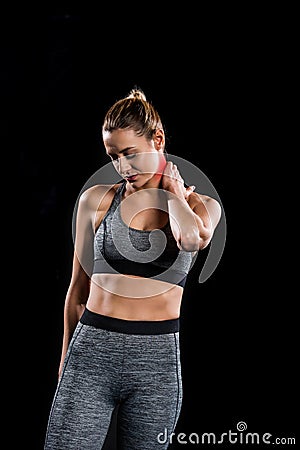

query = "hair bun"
[127,87,147,101]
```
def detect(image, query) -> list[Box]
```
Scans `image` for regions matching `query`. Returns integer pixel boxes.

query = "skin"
[58,128,221,377]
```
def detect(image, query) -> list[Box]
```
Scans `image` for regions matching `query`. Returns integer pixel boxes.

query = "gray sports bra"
[93,182,195,287]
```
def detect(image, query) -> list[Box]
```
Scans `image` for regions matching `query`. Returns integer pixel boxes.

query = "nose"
[119,156,131,174]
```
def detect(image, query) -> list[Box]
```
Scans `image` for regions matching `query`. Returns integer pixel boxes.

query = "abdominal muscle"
[86,273,183,321]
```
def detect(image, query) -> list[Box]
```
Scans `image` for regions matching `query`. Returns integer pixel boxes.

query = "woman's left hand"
[161,161,195,200]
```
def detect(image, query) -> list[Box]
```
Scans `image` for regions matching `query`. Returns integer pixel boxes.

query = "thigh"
[44,324,119,450]
[117,363,183,449]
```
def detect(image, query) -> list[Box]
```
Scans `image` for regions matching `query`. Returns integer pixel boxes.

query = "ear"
[153,128,165,151]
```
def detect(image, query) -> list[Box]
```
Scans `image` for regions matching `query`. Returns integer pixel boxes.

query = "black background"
[2,8,297,450]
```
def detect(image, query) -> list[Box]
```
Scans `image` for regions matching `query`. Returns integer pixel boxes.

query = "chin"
[125,173,161,189]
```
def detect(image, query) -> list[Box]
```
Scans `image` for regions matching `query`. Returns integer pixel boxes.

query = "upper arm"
[189,193,222,247]
[73,188,96,278]
[73,184,117,277]
[197,195,222,231]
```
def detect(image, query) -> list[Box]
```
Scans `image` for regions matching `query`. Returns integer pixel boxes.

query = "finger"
[185,185,196,198]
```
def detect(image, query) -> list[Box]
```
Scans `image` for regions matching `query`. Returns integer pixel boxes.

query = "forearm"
[168,196,202,252]
[60,298,85,359]
[59,281,89,376]
[162,161,213,251]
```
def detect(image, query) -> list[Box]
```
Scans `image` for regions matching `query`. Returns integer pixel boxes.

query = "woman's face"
[103,128,166,188]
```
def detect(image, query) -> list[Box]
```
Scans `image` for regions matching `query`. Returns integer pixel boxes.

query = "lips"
[126,174,138,181]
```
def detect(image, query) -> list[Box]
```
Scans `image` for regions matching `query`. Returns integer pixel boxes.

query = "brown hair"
[102,87,164,141]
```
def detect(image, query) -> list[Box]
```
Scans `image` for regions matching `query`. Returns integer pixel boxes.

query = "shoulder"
[79,183,122,212]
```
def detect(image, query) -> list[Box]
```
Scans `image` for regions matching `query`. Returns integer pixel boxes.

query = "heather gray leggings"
[44,309,183,449]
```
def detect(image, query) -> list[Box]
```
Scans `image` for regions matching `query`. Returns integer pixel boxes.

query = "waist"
[80,307,180,335]
[87,277,182,321]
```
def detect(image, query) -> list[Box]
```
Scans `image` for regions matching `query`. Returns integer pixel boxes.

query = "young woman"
[44,88,222,449]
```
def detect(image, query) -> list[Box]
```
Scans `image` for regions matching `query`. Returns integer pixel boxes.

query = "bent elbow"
[179,230,202,252]
[198,227,214,250]
[179,227,214,252]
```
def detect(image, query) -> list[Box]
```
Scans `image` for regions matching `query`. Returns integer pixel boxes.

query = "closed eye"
[108,153,136,161]
[107,151,137,162]
[125,153,136,160]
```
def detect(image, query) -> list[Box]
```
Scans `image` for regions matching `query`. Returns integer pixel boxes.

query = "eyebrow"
[107,146,135,155]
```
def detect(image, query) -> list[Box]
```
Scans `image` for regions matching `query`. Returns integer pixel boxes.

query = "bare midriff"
[86,273,183,321]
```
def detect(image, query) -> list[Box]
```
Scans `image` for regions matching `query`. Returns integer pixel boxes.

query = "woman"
[44,88,222,449]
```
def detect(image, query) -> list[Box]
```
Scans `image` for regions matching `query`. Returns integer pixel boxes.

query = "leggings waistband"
[80,308,180,335]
